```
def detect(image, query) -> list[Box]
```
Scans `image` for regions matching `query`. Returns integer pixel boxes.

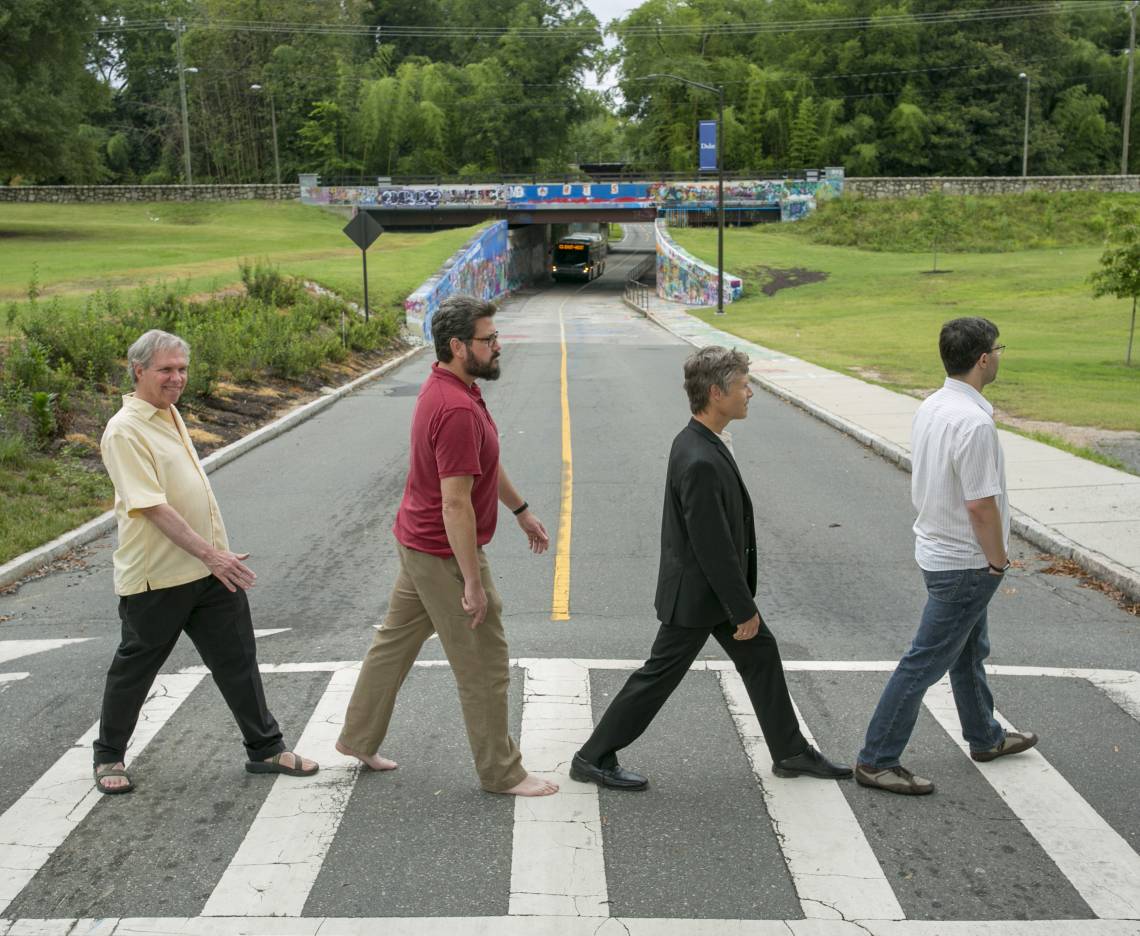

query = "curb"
[0,342,429,591]
[643,307,1140,604]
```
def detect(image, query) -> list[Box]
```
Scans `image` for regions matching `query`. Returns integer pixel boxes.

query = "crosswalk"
[1,657,1138,935]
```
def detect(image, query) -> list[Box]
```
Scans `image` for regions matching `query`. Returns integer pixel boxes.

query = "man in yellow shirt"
[93,329,317,794]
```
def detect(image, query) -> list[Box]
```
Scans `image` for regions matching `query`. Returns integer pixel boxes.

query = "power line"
[95,1,1122,41]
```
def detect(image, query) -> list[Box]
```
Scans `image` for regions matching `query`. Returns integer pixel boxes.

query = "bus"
[551,233,607,282]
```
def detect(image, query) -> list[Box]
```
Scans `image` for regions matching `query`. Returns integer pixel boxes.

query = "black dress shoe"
[570,753,649,791]
[772,746,853,780]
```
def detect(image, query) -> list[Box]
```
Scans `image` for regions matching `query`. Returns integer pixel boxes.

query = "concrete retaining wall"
[844,175,1140,199]
[405,221,548,341]
[0,184,299,203]
[656,219,742,306]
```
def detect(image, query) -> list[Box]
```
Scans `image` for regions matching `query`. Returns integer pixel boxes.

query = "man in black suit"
[571,346,851,790]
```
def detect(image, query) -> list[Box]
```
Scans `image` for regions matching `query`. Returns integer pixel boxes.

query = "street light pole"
[174,20,195,185]
[1019,71,1030,178]
[637,73,727,315]
[1123,1,1138,175]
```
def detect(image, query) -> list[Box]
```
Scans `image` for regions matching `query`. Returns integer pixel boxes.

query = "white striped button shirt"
[911,378,1010,571]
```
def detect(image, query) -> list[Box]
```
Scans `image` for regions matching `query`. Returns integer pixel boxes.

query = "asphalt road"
[1,228,1138,932]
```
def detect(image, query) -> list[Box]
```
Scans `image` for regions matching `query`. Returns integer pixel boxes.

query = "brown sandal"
[94,764,134,795]
[245,751,319,777]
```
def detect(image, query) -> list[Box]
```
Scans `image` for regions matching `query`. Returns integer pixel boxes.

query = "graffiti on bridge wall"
[404,221,512,341]
[655,221,743,307]
[301,175,844,219]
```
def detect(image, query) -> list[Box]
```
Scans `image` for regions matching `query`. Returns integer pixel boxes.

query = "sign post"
[342,211,384,322]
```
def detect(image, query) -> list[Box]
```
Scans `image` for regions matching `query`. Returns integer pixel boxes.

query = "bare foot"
[335,739,397,771]
[500,773,559,797]
[95,761,132,793]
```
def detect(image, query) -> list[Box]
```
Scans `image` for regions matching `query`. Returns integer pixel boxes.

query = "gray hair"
[127,329,190,385]
[683,346,751,414]
[430,295,497,362]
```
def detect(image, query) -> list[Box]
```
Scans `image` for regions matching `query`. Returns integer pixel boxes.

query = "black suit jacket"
[654,419,758,629]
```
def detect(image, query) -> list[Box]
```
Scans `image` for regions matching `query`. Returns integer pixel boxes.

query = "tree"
[0,0,109,181]
[1090,205,1140,366]
[919,189,961,274]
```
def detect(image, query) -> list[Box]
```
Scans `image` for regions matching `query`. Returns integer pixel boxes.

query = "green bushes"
[0,265,402,457]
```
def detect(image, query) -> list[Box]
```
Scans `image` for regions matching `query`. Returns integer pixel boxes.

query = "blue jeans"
[858,567,1005,769]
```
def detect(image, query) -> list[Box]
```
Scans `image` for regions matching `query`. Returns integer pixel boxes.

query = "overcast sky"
[581,0,642,91]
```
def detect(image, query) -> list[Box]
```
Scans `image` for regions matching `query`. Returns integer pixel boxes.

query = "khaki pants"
[339,543,526,792]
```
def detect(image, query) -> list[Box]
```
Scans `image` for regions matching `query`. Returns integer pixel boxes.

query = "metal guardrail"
[624,255,656,312]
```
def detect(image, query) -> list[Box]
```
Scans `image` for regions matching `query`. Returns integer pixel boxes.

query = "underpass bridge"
[299,174,844,229]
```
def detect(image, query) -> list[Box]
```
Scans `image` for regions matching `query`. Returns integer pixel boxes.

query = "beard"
[464,353,501,381]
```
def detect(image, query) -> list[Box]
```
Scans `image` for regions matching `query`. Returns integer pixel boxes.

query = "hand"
[733,613,760,641]
[517,510,550,555]
[461,579,488,629]
[206,550,256,592]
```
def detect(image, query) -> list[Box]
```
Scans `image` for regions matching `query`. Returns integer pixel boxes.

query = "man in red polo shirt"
[337,295,557,797]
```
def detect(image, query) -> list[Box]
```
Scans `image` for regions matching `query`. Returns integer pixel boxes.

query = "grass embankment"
[672,191,1140,436]
[0,202,481,565]
[0,201,481,317]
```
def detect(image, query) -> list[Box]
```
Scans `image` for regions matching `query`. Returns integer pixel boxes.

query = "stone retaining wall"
[0,184,298,202]
[844,175,1140,199]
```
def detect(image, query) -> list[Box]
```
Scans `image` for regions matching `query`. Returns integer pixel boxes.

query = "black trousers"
[578,618,808,768]
[93,575,285,766]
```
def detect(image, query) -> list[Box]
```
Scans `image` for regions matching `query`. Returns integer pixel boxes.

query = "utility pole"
[1123,1,1138,175]
[175,19,193,185]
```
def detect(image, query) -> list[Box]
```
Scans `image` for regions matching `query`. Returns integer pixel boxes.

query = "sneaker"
[971,730,1038,763]
[854,763,935,796]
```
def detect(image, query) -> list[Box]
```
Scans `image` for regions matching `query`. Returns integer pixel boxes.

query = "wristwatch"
[988,559,1011,574]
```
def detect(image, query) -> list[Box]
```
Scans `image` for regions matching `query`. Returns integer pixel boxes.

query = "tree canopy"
[2,0,1139,183]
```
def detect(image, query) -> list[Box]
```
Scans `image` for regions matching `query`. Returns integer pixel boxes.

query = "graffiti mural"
[301,174,844,219]
[655,220,743,307]
[404,221,512,341]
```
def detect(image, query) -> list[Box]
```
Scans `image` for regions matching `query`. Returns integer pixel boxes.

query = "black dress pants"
[93,575,285,766]
[578,618,808,768]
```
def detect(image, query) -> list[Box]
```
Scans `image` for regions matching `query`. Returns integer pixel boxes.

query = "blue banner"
[699,120,718,172]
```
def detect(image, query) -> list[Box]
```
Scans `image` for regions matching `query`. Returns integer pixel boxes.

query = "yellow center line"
[550,304,573,620]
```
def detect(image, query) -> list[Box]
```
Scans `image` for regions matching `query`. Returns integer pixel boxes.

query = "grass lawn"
[0,201,481,566]
[0,448,113,562]
[671,226,1140,432]
[0,201,483,323]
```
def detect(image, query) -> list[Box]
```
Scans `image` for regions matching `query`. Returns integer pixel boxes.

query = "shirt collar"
[121,392,173,421]
[431,361,481,398]
[943,377,993,417]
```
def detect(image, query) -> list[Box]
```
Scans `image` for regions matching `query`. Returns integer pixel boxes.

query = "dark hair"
[939,317,999,376]
[431,295,497,362]
[683,346,751,414]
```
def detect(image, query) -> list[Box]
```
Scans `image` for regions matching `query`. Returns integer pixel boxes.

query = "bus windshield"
[554,243,588,264]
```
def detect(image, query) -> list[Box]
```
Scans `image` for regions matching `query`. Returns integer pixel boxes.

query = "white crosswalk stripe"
[0,639,92,666]
[0,673,206,917]
[2,659,1138,934]
[924,679,1140,920]
[720,670,905,922]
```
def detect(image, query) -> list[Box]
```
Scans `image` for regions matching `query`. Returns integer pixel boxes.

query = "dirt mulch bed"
[736,265,828,296]
[60,340,417,466]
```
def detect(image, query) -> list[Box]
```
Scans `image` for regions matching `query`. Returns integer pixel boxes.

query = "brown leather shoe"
[855,763,935,795]
[971,730,1038,762]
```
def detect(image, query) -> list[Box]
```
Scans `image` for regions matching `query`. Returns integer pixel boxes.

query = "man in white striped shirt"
[855,317,1038,796]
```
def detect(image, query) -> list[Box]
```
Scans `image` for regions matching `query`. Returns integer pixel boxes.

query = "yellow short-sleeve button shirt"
[100,394,229,596]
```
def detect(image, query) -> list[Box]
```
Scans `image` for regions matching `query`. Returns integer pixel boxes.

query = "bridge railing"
[624,255,656,313]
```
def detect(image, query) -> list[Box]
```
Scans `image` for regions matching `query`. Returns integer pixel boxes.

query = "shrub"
[240,259,301,307]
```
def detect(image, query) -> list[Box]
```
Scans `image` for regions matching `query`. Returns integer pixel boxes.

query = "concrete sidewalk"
[639,294,1140,603]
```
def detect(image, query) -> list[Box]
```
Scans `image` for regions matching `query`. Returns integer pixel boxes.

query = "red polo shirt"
[393,363,501,557]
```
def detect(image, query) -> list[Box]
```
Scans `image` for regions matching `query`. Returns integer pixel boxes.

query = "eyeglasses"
[988,344,1006,355]
[469,332,500,346]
